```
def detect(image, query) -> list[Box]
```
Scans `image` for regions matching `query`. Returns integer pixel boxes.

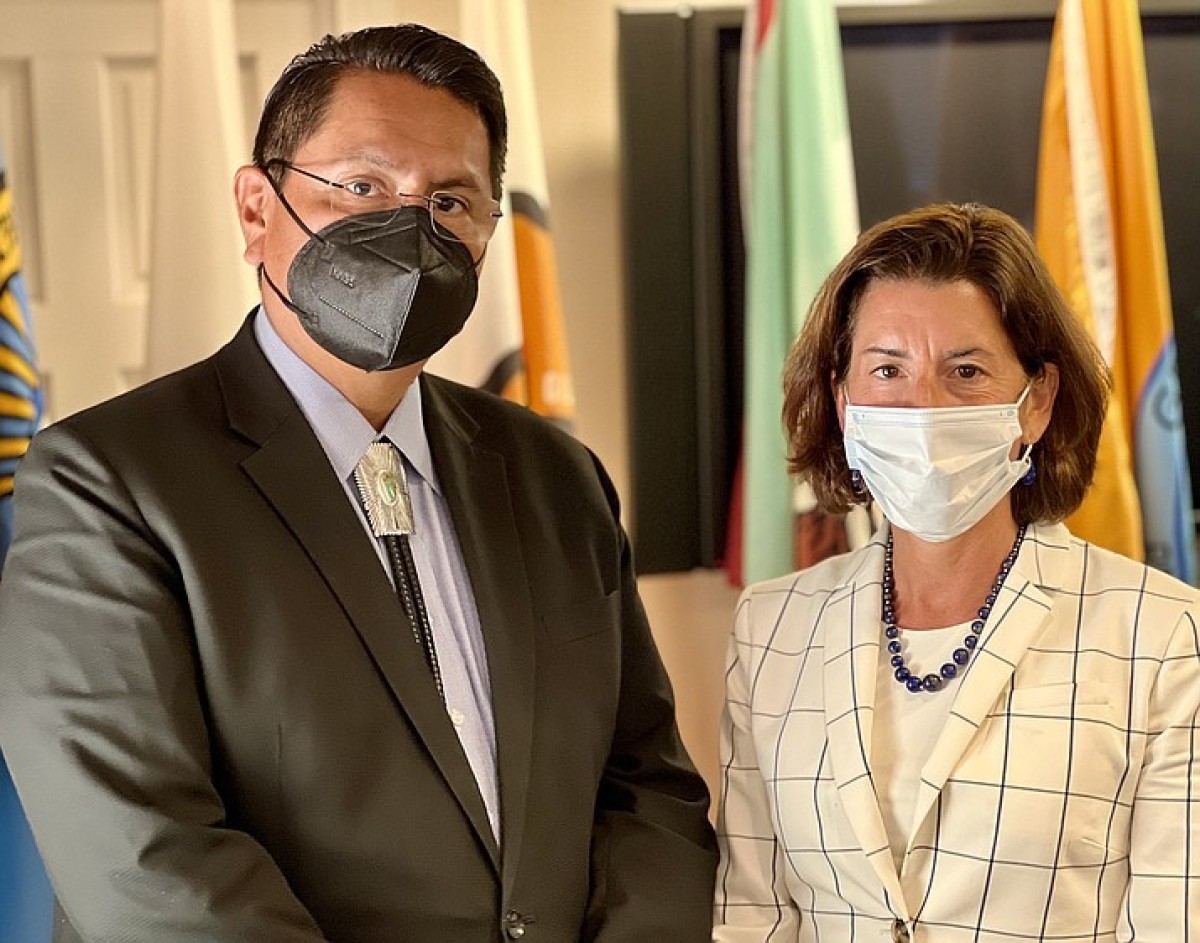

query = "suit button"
[891,918,911,943]
[504,910,534,939]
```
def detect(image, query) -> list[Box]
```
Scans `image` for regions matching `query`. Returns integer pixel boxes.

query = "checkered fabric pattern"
[714,522,1200,942]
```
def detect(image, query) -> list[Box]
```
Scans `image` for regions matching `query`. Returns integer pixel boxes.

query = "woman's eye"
[872,364,900,379]
[954,364,981,379]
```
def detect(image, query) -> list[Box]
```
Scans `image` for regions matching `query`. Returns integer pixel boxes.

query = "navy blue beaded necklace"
[882,524,1027,694]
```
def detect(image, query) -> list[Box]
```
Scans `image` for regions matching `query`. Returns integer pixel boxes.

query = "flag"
[435,0,575,425]
[144,0,256,380]
[0,136,53,943]
[733,0,859,585]
[1035,0,1196,583]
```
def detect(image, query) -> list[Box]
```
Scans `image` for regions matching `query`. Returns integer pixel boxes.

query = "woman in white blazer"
[713,203,1200,943]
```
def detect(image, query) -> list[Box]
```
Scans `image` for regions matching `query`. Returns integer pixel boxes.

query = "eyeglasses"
[267,159,502,246]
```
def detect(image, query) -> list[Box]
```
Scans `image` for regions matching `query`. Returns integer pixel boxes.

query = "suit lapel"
[215,324,499,869]
[907,523,1068,842]
[822,534,908,909]
[422,377,536,894]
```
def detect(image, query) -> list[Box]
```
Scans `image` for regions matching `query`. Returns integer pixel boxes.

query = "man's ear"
[233,165,272,266]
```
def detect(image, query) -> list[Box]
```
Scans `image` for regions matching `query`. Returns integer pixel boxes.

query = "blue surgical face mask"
[842,386,1032,542]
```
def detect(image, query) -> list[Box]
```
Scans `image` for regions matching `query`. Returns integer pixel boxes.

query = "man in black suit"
[0,24,716,941]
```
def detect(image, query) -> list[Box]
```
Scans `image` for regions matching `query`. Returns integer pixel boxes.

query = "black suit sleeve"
[0,425,328,941]
[583,457,718,943]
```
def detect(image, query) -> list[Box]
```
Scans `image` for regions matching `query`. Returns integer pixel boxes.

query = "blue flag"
[0,136,53,943]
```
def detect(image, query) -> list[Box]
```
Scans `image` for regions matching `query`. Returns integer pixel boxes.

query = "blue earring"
[850,469,866,494]
[1020,455,1037,487]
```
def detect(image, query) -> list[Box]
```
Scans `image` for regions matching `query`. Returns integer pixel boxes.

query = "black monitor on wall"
[619,0,1200,575]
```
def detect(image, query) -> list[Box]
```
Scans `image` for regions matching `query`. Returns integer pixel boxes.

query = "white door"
[0,0,454,421]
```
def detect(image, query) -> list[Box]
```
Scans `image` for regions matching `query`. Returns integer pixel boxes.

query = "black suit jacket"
[0,319,717,942]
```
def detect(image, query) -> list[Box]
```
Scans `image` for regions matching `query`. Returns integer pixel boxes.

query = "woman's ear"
[833,372,848,431]
[1024,363,1060,444]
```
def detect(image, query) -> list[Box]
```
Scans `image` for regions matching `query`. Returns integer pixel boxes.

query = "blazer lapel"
[215,324,499,869]
[907,523,1068,842]
[822,534,909,910]
[422,377,536,894]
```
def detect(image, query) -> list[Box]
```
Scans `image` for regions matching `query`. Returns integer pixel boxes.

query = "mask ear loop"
[1014,378,1038,484]
[259,263,311,322]
[469,242,488,272]
[262,162,328,244]
[1018,440,1037,486]
[257,163,328,319]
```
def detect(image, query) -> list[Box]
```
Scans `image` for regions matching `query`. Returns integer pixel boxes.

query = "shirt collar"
[253,308,440,493]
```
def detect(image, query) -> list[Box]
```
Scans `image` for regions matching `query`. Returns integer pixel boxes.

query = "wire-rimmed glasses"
[268,159,502,247]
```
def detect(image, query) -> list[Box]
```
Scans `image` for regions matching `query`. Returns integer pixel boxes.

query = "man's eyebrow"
[316,154,489,194]
[429,174,488,194]
[324,150,392,168]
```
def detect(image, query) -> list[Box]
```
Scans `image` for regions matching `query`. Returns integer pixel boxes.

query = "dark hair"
[252,24,507,197]
[783,202,1110,525]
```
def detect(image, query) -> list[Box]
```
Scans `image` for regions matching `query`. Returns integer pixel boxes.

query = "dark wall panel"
[620,5,1200,575]
[618,13,699,573]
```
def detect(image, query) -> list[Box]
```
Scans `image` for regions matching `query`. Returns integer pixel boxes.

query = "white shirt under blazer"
[714,522,1200,942]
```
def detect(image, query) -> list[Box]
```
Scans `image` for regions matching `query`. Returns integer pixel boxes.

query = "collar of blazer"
[821,520,1070,902]
[210,317,540,883]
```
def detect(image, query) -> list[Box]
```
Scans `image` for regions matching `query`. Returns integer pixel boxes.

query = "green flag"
[739,0,859,583]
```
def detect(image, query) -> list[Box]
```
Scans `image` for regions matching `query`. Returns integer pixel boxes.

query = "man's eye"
[344,179,383,198]
[432,192,471,215]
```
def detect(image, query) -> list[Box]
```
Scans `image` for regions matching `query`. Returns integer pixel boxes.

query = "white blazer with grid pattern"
[714,522,1200,942]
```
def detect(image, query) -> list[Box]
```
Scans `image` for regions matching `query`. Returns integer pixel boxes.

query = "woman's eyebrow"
[941,347,993,360]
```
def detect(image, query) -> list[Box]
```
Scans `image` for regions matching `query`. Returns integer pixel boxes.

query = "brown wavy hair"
[782,202,1109,525]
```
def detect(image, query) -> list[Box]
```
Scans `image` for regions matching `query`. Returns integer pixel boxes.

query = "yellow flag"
[1,135,53,941]
[1035,0,1195,581]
